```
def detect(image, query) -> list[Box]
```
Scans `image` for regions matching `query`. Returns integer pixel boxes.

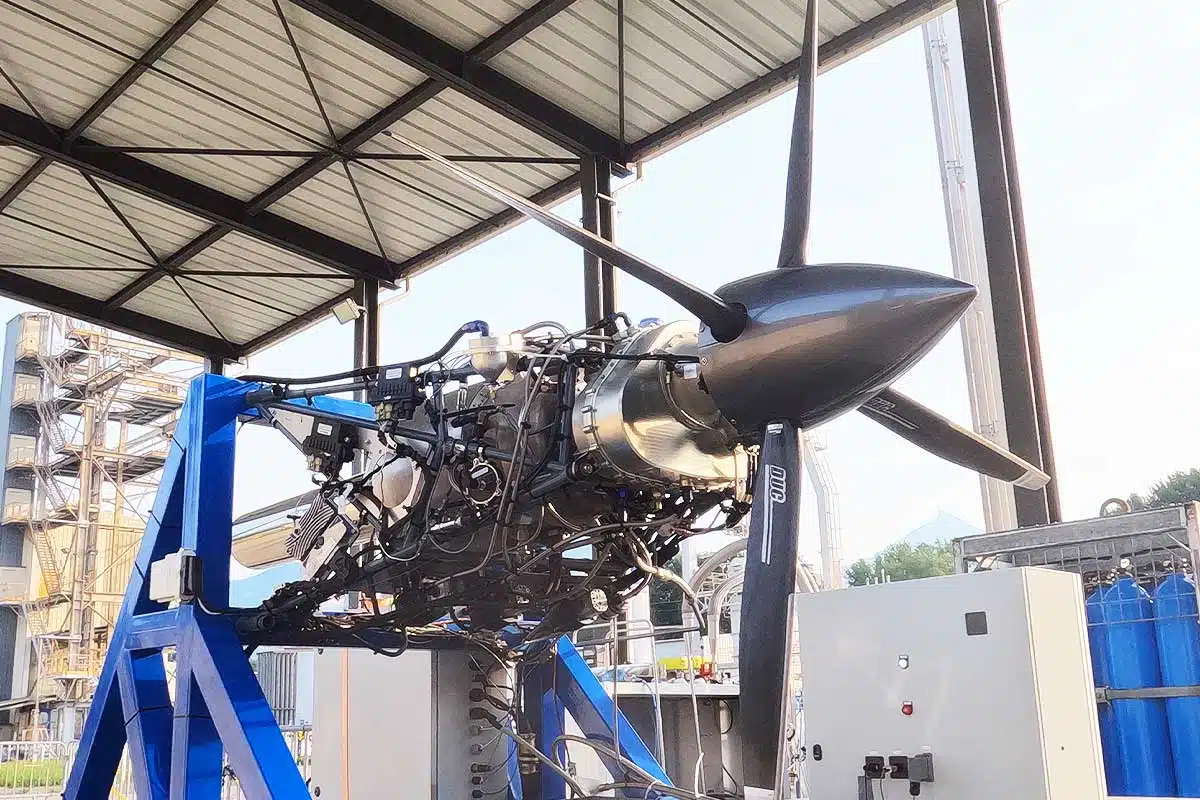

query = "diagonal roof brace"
[0,103,397,285]
[291,0,626,165]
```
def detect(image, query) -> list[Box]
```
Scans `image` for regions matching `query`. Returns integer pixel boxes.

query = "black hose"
[239,364,378,385]
[239,320,490,385]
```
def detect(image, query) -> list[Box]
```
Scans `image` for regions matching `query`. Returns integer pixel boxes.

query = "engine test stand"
[61,374,676,799]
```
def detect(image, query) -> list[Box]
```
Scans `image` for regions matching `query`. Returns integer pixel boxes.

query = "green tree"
[1129,469,1200,510]
[649,555,684,627]
[844,540,954,587]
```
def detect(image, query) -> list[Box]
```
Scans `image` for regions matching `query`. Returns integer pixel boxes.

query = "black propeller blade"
[738,420,802,796]
[777,0,819,270]
[381,132,747,343]
[860,388,1050,489]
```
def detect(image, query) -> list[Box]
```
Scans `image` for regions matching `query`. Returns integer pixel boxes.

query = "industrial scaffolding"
[2,312,200,739]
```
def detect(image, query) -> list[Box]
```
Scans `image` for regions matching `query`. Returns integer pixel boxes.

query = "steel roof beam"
[291,0,623,164]
[105,0,582,308]
[0,104,396,283]
[0,0,220,215]
[0,269,237,359]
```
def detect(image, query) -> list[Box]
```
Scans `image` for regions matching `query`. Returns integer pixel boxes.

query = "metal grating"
[0,0,948,358]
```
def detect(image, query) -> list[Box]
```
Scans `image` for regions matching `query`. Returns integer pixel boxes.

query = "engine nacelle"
[573,321,749,494]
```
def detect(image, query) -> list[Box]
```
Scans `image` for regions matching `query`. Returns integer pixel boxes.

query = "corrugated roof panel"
[123,278,228,339]
[343,162,483,259]
[285,5,430,137]
[350,149,497,220]
[1,266,145,301]
[0,211,149,271]
[176,232,357,333]
[490,4,628,139]
[0,148,39,195]
[183,231,345,278]
[171,275,325,343]
[358,90,577,221]
[156,1,427,146]
[125,273,325,346]
[9,0,189,54]
[91,178,214,257]
[373,0,535,52]
[0,3,132,128]
[492,0,887,141]
[268,163,382,255]
[592,0,752,131]
[4,163,153,264]
[87,68,310,201]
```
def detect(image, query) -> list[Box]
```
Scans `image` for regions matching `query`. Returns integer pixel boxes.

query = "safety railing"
[0,729,313,798]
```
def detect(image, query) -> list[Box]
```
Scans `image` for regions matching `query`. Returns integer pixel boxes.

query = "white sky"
[3,0,1197,565]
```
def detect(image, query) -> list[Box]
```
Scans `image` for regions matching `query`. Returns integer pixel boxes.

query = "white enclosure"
[795,568,1107,800]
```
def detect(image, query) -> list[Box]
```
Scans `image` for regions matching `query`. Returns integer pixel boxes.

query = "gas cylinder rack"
[953,505,1200,797]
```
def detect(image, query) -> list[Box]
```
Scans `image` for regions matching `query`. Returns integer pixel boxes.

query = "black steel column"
[957,0,1052,526]
[580,156,603,326]
[352,279,367,373]
[985,0,1061,523]
[363,278,380,367]
[596,162,618,320]
[203,355,224,375]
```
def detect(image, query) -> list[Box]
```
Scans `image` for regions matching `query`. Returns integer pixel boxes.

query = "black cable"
[240,320,489,385]
[239,364,378,385]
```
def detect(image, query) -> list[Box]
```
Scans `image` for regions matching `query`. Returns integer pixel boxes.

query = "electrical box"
[310,648,511,800]
[149,551,185,604]
[795,567,1106,800]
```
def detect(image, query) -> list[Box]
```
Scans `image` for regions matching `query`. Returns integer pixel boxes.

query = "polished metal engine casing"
[573,321,749,492]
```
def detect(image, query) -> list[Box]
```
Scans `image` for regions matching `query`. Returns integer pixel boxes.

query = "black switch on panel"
[888,755,910,779]
[909,752,935,782]
[863,756,886,779]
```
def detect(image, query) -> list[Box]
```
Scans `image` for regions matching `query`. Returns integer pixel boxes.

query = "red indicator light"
[901,702,914,716]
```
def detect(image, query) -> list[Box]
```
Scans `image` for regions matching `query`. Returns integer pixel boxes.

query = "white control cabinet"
[795,567,1106,800]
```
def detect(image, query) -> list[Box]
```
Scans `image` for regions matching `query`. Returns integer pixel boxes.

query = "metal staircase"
[28,520,63,598]
[33,400,67,454]
[21,601,56,692]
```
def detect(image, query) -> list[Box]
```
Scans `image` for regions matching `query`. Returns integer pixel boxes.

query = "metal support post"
[956,0,1053,526]
[580,156,603,326]
[596,162,618,320]
[363,278,380,368]
[203,356,224,375]
[984,0,1060,523]
[352,280,367,373]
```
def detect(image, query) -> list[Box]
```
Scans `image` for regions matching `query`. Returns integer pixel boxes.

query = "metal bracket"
[1096,684,1200,703]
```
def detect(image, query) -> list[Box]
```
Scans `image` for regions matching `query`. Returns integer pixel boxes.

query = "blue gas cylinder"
[1101,578,1177,796]
[1154,573,1200,797]
[1088,588,1125,795]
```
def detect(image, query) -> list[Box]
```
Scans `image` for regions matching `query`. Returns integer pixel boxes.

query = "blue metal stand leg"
[63,375,309,800]
[524,637,675,799]
[117,650,173,799]
[171,612,223,800]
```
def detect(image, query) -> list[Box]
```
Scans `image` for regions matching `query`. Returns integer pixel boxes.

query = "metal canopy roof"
[0,0,949,359]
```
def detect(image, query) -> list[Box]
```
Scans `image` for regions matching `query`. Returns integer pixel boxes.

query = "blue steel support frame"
[64,375,311,799]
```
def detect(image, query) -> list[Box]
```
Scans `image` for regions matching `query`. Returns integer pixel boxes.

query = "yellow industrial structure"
[0,313,200,740]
